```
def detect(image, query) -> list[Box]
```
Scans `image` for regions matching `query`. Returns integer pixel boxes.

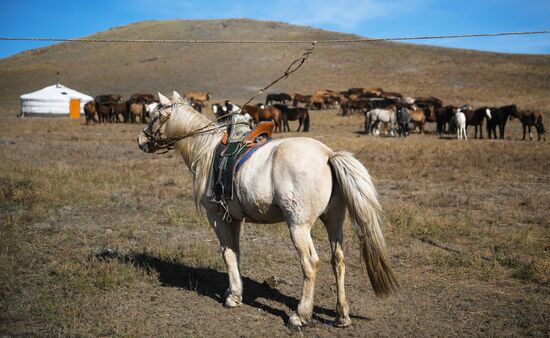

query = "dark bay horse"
[462,106,493,139]
[487,105,520,139]
[435,105,456,135]
[266,93,292,105]
[274,104,310,132]
[514,110,546,141]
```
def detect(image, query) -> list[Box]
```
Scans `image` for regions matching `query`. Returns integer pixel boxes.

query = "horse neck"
[168,104,222,205]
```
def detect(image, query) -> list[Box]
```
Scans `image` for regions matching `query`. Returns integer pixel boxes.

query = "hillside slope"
[1,19,549,115]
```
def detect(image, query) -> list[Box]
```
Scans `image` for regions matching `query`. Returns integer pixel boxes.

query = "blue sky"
[0,0,549,58]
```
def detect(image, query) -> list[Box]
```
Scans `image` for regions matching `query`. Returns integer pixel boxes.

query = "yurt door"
[69,99,80,119]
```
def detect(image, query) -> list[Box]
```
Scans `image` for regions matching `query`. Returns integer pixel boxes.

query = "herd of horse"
[279,87,545,141]
[83,92,207,125]
[85,88,546,141]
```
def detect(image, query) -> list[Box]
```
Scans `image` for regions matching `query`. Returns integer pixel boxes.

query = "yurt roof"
[20,84,93,102]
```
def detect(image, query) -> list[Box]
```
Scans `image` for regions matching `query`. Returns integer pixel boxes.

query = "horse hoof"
[288,313,306,327]
[334,316,352,328]
[224,294,242,308]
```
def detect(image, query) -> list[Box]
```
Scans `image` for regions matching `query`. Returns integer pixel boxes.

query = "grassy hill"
[1,19,549,115]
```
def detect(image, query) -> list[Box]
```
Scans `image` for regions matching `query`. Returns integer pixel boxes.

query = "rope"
[239,41,315,108]
[1,30,549,44]
[146,42,316,151]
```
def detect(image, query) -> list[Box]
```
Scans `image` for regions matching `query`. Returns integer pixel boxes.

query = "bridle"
[141,104,176,153]
[141,102,248,153]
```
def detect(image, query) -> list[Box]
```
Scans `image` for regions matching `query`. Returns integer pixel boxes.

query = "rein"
[142,103,249,153]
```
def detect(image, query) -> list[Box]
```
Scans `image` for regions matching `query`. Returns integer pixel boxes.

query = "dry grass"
[0,110,548,336]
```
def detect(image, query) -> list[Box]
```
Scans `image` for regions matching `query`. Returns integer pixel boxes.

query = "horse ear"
[158,92,171,106]
[172,91,184,103]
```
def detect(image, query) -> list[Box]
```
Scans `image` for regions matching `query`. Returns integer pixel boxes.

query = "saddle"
[209,121,274,221]
[220,120,274,146]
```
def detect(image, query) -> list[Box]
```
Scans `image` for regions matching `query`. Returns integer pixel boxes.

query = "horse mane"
[167,102,223,209]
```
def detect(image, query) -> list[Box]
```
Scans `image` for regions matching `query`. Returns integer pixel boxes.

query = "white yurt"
[20,83,93,117]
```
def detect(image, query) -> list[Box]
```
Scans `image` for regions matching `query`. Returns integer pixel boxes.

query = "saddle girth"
[210,121,274,222]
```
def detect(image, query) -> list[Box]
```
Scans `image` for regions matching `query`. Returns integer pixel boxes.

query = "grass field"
[1,109,548,336]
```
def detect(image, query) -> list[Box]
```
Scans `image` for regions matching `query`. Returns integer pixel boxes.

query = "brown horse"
[293,93,311,108]
[84,101,97,124]
[129,93,155,104]
[95,94,123,123]
[274,104,310,132]
[129,102,145,123]
[185,92,211,103]
[113,102,127,123]
[248,106,282,132]
[241,104,263,117]
[515,110,546,141]
[410,108,426,133]
[97,105,112,123]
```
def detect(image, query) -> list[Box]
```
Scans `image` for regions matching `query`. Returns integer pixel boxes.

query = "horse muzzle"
[137,133,156,153]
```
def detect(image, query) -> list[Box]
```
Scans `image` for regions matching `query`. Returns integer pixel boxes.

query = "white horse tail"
[328,151,399,297]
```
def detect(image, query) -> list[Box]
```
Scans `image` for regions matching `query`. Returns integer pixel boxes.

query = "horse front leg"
[288,224,319,327]
[207,212,243,308]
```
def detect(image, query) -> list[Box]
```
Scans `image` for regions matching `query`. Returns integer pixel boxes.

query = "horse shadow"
[95,249,370,326]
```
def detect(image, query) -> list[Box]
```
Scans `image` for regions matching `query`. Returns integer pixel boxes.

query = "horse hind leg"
[320,194,351,327]
[287,223,319,327]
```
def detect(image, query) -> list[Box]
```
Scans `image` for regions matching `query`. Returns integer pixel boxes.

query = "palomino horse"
[137,92,398,328]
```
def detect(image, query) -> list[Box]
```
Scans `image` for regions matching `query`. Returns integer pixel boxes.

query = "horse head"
[137,92,175,153]
[138,91,217,154]
[507,104,520,119]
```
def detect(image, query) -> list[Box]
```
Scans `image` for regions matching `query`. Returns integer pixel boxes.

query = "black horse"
[396,106,410,137]
[435,105,456,135]
[266,93,292,106]
[487,105,520,139]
